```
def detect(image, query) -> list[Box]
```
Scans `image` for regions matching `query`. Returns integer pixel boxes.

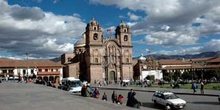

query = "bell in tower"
[85,17,103,46]
[115,20,131,46]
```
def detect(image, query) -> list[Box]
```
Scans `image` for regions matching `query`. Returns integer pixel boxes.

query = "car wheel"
[165,104,171,110]
[153,100,157,105]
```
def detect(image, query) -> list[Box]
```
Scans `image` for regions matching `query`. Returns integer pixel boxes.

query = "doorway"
[110,71,116,81]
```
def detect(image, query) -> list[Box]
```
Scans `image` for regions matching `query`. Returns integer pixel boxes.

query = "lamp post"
[201,62,205,81]
[26,53,29,83]
[190,59,193,81]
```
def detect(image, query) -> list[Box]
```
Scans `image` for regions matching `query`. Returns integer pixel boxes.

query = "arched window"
[124,29,127,32]
[110,55,114,62]
[126,58,129,63]
[94,27,97,30]
[124,35,128,41]
[68,57,72,61]
[93,33,98,40]
[95,58,98,63]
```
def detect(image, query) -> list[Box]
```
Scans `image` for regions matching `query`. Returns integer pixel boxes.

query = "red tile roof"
[187,57,214,62]
[206,57,220,63]
[159,59,190,65]
[163,66,191,70]
[0,58,62,68]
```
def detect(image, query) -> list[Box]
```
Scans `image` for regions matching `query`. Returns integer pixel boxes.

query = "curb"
[98,87,219,97]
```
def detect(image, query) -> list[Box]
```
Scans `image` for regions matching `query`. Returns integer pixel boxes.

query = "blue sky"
[0,0,220,59]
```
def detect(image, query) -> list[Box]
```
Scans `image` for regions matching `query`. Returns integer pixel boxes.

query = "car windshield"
[70,80,81,87]
[165,94,179,99]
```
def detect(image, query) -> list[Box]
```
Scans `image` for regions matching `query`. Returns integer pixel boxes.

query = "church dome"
[89,17,98,25]
[74,38,85,47]
[138,54,146,61]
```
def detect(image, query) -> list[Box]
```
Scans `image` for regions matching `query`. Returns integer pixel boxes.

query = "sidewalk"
[0,82,143,110]
[95,84,220,97]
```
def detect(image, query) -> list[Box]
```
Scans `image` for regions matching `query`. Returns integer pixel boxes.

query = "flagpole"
[107,29,111,38]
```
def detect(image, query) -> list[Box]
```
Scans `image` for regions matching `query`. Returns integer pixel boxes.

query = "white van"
[60,77,82,93]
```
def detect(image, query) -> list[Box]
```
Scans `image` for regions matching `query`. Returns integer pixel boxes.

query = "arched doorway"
[109,71,116,81]
[43,76,48,82]
[49,76,54,82]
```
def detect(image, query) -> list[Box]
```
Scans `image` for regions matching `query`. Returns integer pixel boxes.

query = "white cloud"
[90,0,220,25]
[89,0,148,11]
[90,0,220,55]
[161,25,170,31]
[53,0,60,4]
[202,39,220,51]
[152,39,220,55]
[157,46,202,55]
[0,0,86,58]
[127,12,141,21]
[145,31,198,46]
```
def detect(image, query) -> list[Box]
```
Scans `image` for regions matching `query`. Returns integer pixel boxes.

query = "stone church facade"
[61,18,133,83]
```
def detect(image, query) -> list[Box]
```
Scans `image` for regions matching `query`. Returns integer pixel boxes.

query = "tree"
[181,71,191,80]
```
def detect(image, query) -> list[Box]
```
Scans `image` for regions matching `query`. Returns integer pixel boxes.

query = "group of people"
[81,83,142,109]
[191,81,205,94]
[111,90,124,104]
[81,83,100,98]
[111,89,142,108]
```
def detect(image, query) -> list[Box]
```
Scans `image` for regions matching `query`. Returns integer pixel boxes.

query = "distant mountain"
[50,57,61,63]
[134,51,220,60]
[51,51,220,62]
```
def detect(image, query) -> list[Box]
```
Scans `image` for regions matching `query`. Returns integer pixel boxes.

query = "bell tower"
[85,17,103,46]
[115,20,132,46]
[84,17,103,82]
[115,21,133,80]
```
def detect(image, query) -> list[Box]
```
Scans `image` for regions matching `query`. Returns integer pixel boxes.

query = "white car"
[152,91,186,110]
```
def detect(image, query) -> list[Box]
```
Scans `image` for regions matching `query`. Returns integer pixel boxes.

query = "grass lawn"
[149,83,220,90]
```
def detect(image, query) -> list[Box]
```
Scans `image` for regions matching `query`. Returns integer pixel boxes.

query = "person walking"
[126,89,133,106]
[127,89,133,99]
[111,90,118,103]
[200,81,204,94]
[18,74,22,83]
[191,82,197,93]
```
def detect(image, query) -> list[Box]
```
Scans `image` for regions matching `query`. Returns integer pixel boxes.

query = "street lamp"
[201,62,205,81]
[170,66,172,82]
[190,59,193,81]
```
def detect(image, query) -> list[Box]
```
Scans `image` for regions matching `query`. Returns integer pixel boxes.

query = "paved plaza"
[0,82,139,110]
[97,84,219,96]
[1,82,219,110]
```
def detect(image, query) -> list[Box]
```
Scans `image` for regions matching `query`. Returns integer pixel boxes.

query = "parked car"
[9,77,19,80]
[152,91,186,110]
[60,77,82,93]
[122,79,130,86]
